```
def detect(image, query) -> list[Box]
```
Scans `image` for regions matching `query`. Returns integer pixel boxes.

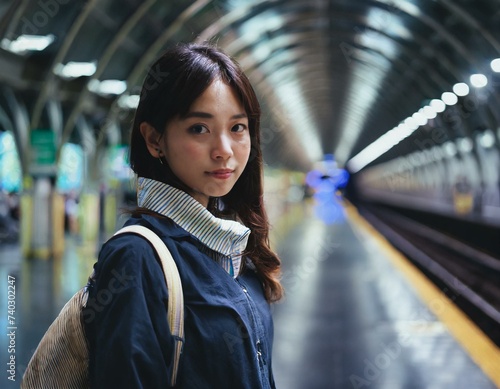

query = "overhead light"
[54,61,97,79]
[453,82,469,96]
[441,92,458,106]
[403,116,419,131]
[412,112,428,126]
[470,73,488,88]
[443,141,457,157]
[381,129,399,147]
[1,34,54,54]
[347,93,456,173]
[346,120,419,173]
[397,122,414,138]
[457,137,473,153]
[432,146,443,160]
[117,94,140,109]
[346,138,392,173]
[430,99,446,113]
[88,79,127,96]
[422,105,437,119]
[479,130,495,148]
[490,58,500,73]
[409,151,424,167]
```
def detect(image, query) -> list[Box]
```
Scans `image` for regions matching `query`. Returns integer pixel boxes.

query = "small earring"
[156,149,164,164]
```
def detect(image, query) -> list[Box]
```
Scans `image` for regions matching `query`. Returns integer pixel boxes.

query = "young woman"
[84,43,283,388]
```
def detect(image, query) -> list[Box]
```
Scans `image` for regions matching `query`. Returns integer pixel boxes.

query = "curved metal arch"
[380,0,500,129]
[59,0,162,147]
[124,0,212,90]
[75,114,96,159]
[2,87,30,174]
[233,31,440,161]
[377,0,485,70]
[31,0,100,130]
[430,1,500,131]
[246,61,324,163]
[223,7,465,101]
[244,49,420,129]
[197,0,485,116]
[336,37,444,108]
[436,0,500,55]
[196,0,288,44]
[325,5,477,86]
[326,24,482,161]
[46,97,63,144]
[0,0,30,40]
[0,102,14,133]
[101,0,213,132]
[247,83,315,169]
[241,30,438,116]
[213,0,486,76]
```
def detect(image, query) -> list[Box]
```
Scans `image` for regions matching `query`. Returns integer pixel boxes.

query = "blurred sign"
[107,145,133,181]
[57,143,83,192]
[30,129,56,175]
[0,131,22,191]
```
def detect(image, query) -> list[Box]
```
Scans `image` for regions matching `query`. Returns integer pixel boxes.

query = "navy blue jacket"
[84,214,276,388]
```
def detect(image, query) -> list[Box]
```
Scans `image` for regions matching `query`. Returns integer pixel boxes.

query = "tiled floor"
[0,205,497,388]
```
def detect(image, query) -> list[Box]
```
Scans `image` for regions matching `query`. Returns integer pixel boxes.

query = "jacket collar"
[136,177,250,277]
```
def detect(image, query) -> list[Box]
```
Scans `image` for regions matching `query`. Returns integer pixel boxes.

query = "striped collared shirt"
[136,177,250,277]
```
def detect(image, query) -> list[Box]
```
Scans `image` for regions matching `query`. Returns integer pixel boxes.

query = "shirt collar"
[136,177,250,277]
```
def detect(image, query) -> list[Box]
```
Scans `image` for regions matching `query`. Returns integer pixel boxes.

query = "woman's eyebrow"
[183,111,248,120]
[184,111,213,119]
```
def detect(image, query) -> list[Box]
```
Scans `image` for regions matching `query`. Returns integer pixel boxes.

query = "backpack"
[21,225,184,388]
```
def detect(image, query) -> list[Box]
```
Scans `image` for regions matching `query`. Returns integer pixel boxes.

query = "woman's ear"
[140,122,162,158]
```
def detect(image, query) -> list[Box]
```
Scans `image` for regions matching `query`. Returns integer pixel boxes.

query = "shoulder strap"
[113,225,184,387]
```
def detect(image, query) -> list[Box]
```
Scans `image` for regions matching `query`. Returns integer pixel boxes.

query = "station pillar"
[20,176,65,259]
[102,181,120,237]
[79,188,100,244]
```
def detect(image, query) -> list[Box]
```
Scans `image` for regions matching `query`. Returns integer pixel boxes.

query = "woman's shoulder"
[94,215,175,285]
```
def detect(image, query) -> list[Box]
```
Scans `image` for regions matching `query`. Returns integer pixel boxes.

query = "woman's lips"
[207,169,234,179]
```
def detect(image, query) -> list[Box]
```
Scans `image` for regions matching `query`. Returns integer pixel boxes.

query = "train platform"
[1,202,499,388]
[271,204,499,388]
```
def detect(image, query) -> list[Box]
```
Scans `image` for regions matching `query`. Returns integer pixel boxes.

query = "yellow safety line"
[345,204,500,387]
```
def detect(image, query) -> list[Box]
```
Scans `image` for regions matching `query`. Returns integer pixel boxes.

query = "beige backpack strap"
[114,225,184,387]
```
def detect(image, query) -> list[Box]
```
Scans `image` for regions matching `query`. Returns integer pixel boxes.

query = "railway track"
[358,205,500,347]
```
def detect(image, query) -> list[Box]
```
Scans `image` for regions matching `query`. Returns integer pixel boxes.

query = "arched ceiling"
[0,0,499,173]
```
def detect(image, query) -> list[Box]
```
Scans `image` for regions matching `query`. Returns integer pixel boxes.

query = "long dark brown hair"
[129,43,283,302]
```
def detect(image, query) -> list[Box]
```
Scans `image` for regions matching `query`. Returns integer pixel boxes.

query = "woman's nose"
[211,134,233,160]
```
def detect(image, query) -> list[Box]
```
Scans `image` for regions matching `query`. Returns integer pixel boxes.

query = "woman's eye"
[189,125,209,134]
[231,124,247,132]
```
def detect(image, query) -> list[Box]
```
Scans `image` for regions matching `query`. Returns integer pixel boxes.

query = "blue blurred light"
[306,154,350,224]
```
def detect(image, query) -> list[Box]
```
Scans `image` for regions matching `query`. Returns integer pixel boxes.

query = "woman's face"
[158,79,251,207]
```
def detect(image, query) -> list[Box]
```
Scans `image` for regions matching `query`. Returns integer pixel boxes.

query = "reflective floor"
[0,235,96,388]
[271,210,496,389]
[0,204,497,388]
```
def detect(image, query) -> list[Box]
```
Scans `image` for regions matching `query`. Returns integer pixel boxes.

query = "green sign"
[31,129,56,165]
